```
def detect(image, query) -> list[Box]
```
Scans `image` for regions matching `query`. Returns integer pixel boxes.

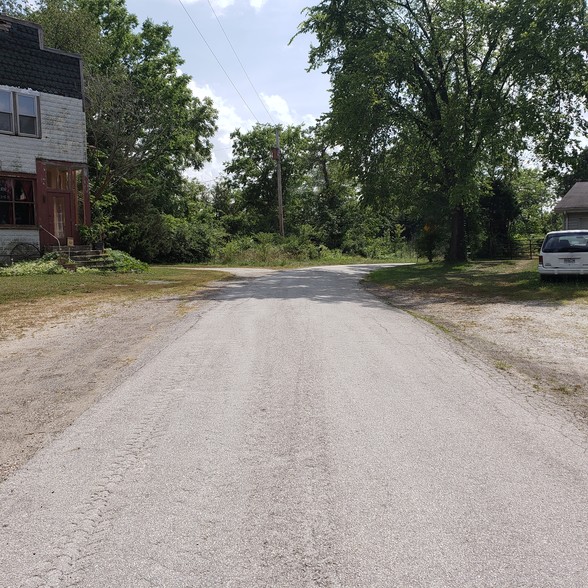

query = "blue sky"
[125,0,331,183]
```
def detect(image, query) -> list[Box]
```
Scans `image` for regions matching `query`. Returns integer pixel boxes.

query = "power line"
[176,0,261,124]
[204,0,275,124]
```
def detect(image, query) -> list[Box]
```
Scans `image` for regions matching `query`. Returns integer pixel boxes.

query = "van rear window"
[542,233,588,253]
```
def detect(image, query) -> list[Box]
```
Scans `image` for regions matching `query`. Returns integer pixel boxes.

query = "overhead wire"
[176,0,262,124]
[204,0,275,124]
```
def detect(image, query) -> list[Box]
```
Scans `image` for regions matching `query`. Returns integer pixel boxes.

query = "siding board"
[0,229,40,260]
[0,88,87,174]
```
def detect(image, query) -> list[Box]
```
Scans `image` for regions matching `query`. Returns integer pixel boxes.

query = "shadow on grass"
[366,260,588,305]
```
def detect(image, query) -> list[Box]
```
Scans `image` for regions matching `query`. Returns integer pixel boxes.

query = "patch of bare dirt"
[0,294,212,482]
[0,268,273,483]
[365,284,588,425]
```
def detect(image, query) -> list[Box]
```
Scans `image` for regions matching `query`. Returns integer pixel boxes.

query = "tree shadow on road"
[163,265,408,310]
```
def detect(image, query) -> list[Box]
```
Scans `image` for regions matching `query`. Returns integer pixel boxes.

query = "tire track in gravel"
[21,383,186,588]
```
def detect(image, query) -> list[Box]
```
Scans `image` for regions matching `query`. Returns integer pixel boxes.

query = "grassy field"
[3,259,587,306]
[0,254,410,306]
[367,259,588,303]
[0,266,231,305]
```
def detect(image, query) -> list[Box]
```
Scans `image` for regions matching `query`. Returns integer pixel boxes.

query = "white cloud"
[190,80,253,142]
[261,93,317,128]
[249,0,269,10]
[181,0,268,11]
[182,0,234,6]
[261,93,295,125]
[188,80,256,182]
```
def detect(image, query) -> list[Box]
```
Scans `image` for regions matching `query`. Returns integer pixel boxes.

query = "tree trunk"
[447,205,467,262]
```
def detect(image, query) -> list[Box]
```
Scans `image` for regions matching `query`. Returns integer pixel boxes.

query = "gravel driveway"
[364,285,588,426]
[1,265,587,587]
[1,266,587,484]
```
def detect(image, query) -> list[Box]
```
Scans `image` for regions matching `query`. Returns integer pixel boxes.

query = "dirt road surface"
[1,265,587,587]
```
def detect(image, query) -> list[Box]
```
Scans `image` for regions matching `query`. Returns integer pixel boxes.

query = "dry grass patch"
[0,266,230,339]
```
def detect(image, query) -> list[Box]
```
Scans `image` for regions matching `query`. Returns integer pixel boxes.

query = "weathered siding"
[566,213,588,230]
[0,86,86,174]
[0,228,40,264]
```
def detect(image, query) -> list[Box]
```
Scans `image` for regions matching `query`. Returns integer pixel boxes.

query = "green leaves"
[300,0,588,259]
[26,0,219,261]
[0,0,27,17]
[222,124,310,235]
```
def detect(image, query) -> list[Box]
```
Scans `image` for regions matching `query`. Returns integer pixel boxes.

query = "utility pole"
[274,129,285,237]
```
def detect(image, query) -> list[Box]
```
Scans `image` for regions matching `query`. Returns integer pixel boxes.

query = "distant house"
[0,14,90,262]
[554,182,588,230]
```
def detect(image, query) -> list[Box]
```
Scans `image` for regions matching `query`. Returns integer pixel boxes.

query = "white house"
[554,182,588,230]
[0,14,90,263]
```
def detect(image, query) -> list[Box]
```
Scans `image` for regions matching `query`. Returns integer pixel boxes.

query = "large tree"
[221,124,310,235]
[300,0,588,260]
[26,0,218,258]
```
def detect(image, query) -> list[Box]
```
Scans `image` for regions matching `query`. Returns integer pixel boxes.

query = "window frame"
[0,89,14,135]
[16,93,40,138]
[0,90,40,138]
[0,175,37,228]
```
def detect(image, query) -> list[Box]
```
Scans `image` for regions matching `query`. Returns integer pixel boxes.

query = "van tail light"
[539,255,544,266]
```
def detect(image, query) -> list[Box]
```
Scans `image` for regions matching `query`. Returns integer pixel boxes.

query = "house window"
[17,94,39,136]
[0,90,13,133]
[46,167,69,190]
[0,177,36,226]
[0,90,40,137]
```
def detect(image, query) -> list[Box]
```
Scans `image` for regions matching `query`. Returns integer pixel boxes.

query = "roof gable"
[0,15,83,100]
[554,182,588,212]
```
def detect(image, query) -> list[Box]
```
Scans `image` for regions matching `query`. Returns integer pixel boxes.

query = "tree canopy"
[1,0,577,263]
[11,0,219,260]
[300,0,588,259]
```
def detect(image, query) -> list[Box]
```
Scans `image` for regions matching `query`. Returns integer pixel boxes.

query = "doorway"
[36,161,89,248]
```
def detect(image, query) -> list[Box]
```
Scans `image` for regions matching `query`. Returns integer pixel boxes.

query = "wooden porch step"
[45,245,94,253]
[48,246,117,271]
[69,250,107,261]
[71,253,116,271]
[72,257,114,266]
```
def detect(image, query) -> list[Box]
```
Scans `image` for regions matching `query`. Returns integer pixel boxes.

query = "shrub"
[105,250,148,273]
[158,215,226,263]
[216,233,346,265]
[0,258,67,276]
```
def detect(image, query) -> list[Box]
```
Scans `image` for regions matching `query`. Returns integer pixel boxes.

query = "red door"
[36,161,82,248]
[46,191,72,244]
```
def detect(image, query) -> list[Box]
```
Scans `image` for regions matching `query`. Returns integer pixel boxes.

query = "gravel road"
[1,265,587,587]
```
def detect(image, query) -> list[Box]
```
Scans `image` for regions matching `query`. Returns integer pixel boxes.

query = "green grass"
[211,254,418,269]
[0,254,415,306]
[366,259,588,303]
[0,266,230,305]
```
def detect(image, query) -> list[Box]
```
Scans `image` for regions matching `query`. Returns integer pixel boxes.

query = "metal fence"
[473,237,544,261]
[509,238,544,260]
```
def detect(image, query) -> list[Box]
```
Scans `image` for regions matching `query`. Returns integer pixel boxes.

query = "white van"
[538,230,588,279]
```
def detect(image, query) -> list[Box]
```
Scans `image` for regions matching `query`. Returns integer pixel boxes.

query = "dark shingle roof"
[0,16,83,100]
[555,182,588,212]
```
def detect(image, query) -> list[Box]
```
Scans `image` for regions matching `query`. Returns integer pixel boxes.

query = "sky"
[125,0,332,184]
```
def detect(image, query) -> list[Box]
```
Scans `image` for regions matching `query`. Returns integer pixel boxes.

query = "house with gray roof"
[554,182,588,230]
[0,14,90,263]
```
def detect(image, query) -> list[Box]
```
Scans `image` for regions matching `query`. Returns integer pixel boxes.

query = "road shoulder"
[364,282,588,429]
[0,292,218,482]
